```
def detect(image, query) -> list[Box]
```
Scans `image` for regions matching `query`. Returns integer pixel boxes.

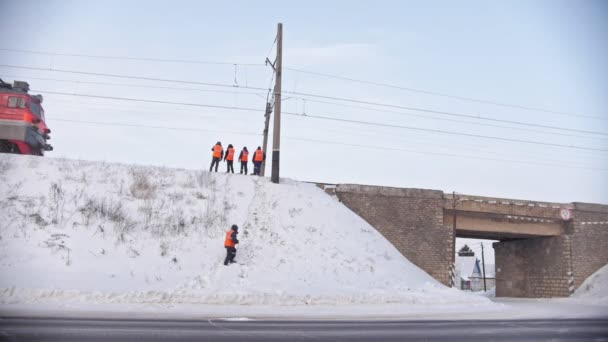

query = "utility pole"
[481,242,487,292]
[271,22,283,184]
[261,102,272,176]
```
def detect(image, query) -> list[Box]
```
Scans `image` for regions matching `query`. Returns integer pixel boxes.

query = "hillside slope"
[0,154,485,307]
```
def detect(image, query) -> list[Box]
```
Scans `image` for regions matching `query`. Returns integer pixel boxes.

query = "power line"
[34,90,264,113]
[0,64,269,92]
[48,116,607,172]
[0,48,265,67]
[53,98,605,164]
[36,90,607,153]
[284,118,608,163]
[285,67,606,121]
[0,74,267,97]
[2,47,599,121]
[52,117,262,136]
[283,112,608,153]
[283,136,608,172]
[283,90,608,137]
[4,64,604,136]
[294,97,608,141]
[8,72,603,141]
[48,88,605,163]
[3,47,600,121]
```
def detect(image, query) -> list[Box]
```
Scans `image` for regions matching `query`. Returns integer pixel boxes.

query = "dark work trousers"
[224,247,237,265]
[240,161,248,175]
[209,157,220,172]
[253,161,262,175]
[226,160,234,173]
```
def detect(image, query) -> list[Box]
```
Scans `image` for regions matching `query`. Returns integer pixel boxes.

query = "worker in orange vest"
[224,144,235,173]
[252,146,266,176]
[209,141,223,172]
[224,224,239,265]
[238,146,249,175]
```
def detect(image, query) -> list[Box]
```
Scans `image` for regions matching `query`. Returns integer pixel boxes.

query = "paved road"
[1,317,607,341]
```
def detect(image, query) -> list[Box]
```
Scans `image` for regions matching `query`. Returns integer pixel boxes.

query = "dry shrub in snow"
[44,233,71,266]
[80,197,135,238]
[80,197,124,222]
[165,208,186,235]
[129,170,157,199]
[0,155,12,175]
[48,182,65,224]
[201,193,226,231]
[196,171,215,189]
[160,241,169,256]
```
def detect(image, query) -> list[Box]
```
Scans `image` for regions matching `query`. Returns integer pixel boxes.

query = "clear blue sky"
[1,0,607,205]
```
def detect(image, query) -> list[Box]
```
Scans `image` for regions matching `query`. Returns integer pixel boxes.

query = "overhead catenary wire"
[3,64,603,137]
[34,90,264,113]
[52,117,262,136]
[7,72,604,141]
[0,47,265,67]
[283,136,608,171]
[283,90,608,137]
[293,97,608,141]
[53,98,606,164]
[48,117,607,172]
[36,90,608,153]
[1,47,601,121]
[284,67,606,121]
[0,74,268,97]
[283,112,608,153]
[283,117,608,163]
[1,64,270,92]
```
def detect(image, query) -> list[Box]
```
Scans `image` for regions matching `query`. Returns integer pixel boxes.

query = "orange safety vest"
[226,147,235,161]
[213,145,223,158]
[241,150,249,162]
[254,150,264,162]
[224,229,236,247]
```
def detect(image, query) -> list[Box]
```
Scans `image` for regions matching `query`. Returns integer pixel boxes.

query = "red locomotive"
[0,80,52,155]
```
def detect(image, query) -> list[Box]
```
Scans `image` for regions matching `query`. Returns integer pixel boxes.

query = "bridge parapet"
[444,193,573,220]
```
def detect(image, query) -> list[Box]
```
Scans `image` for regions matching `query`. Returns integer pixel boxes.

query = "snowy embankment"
[0,154,491,314]
[572,264,608,304]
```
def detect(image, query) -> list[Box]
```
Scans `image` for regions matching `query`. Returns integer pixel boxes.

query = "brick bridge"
[317,183,608,298]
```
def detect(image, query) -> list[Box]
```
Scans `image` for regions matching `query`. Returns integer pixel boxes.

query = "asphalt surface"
[0,317,607,341]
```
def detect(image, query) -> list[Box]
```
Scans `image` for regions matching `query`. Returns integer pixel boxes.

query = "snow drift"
[573,263,608,304]
[0,154,486,307]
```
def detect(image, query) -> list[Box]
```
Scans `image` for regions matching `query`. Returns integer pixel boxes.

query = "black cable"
[1,47,599,120]
[7,72,602,140]
[35,90,264,112]
[1,64,269,92]
[5,64,604,136]
[47,116,606,171]
[35,90,607,152]
[0,48,264,66]
[283,90,608,136]
[35,89,607,152]
[0,74,267,96]
[284,67,606,121]
[52,118,262,136]
[283,136,607,171]
[283,112,608,153]
[295,97,608,141]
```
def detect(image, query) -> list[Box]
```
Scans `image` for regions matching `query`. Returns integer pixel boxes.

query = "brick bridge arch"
[317,183,608,298]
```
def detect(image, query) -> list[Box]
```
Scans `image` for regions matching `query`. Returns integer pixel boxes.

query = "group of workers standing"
[210,141,266,176]
[210,142,266,266]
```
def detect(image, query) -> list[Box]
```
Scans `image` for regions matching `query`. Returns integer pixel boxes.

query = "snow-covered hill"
[0,154,486,309]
